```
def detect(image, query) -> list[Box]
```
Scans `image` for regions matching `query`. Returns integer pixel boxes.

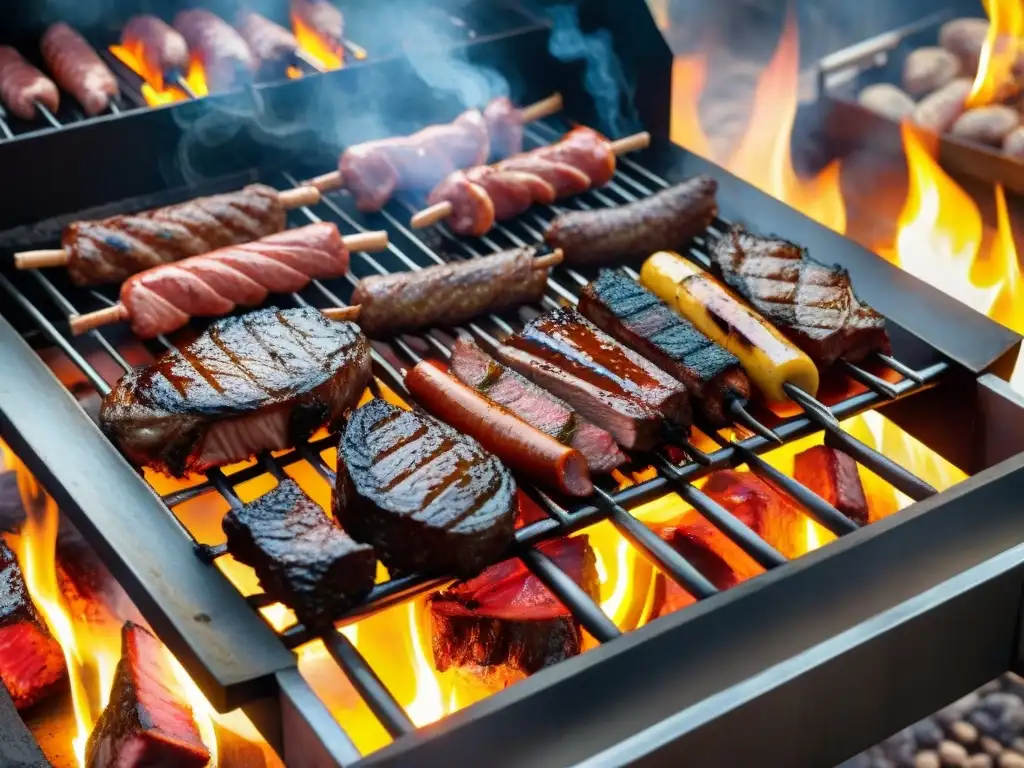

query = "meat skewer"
[40,23,120,116]
[546,175,720,267]
[119,15,190,88]
[68,224,386,337]
[291,0,345,52]
[406,359,594,497]
[410,128,651,236]
[310,93,564,209]
[235,10,316,77]
[0,46,59,121]
[13,184,322,285]
[174,9,257,93]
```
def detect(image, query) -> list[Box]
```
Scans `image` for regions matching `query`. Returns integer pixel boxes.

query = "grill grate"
[0,117,949,749]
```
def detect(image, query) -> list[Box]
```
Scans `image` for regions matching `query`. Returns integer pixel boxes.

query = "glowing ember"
[292,14,344,70]
[109,44,188,106]
[967,0,1024,108]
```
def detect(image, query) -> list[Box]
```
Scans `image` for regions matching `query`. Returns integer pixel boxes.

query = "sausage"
[40,23,119,116]
[640,251,819,402]
[0,46,59,120]
[901,47,961,97]
[291,0,344,48]
[121,15,190,82]
[236,11,299,74]
[912,78,972,134]
[350,247,551,337]
[546,176,718,267]
[173,10,257,93]
[405,359,593,497]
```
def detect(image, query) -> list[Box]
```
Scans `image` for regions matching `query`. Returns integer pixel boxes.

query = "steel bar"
[521,547,621,642]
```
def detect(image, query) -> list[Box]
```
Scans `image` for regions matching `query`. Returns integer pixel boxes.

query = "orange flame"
[967,0,1024,107]
[292,14,344,70]
[670,55,712,159]
[184,57,210,98]
[109,44,188,106]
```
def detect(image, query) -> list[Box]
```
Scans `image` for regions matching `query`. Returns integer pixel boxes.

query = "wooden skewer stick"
[321,305,362,322]
[67,231,387,336]
[410,131,652,230]
[533,249,564,270]
[309,92,565,193]
[14,186,324,271]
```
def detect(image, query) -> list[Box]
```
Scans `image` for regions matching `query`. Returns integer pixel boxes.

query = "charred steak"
[100,308,372,477]
[85,621,209,767]
[223,479,377,629]
[334,399,517,577]
[708,226,891,366]
[579,270,751,427]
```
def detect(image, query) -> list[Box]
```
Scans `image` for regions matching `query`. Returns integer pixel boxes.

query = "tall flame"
[108,44,188,106]
[967,0,1024,108]
[292,15,344,70]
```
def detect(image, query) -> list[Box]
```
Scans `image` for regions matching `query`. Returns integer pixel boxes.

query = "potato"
[912,78,973,133]
[1003,126,1024,158]
[858,83,916,121]
[949,105,1019,145]
[903,47,961,96]
[939,17,989,73]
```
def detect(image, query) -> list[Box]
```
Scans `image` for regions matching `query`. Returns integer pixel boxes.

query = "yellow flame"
[968,0,1024,107]
[403,602,444,727]
[292,14,344,70]
[109,44,188,106]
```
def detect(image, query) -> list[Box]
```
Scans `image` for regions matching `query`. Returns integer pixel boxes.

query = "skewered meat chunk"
[40,23,119,116]
[65,184,287,286]
[121,15,190,82]
[85,622,209,768]
[291,0,344,49]
[236,11,299,77]
[794,446,869,525]
[0,539,66,710]
[450,336,626,473]
[119,222,350,338]
[498,307,690,450]
[350,247,549,337]
[101,308,371,477]
[579,270,750,427]
[546,176,719,267]
[0,46,59,120]
[431,535,597,686]
[708,226,891,366]
[174,10,257,93]
[335,399,517,577]
[223,479,376,629]
[483,97,524,159]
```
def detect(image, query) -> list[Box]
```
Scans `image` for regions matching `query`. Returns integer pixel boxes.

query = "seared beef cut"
[0,539,66,711]
[101,308,371,477]
[431,536,596,686]
[449,336,626,473]
[579,270,751,427]
[223,479,377,629]
[651,524,739,619]
[708,227,891,366]
[794,446,869,525]
[498,307,690,450]
[85,622,209,768]
[702,470,804,560]
[335,399,516,577]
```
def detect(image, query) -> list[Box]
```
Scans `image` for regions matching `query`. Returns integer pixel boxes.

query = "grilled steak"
[430,535,597,688]
[85,621,209,768]
[579,270,750,427]
[651,523,739,619]
[708,227,891,366]
[101,308,371,477]
[794,446,869,525]
[334,399,516,577]
[497,307,690,450]
[449,336,625,473]
[223,479,376,629]
[0,539,66,711]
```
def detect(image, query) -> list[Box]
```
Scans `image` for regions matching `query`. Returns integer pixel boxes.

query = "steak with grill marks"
[708,227,891,366]
[223,479,377,629]
[334,399,516,577]
[100,308,371,477]
[579,270,750,427]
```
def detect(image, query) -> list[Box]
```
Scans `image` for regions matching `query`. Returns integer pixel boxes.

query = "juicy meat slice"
[223,479,376,629]
[121,15,190,82]
[173,10,257,93]
[651,523,739,619]
[708,226,891,366]
[793,446,869,525]
[430,536,596,686]
[499,307,691,450]
[100,308,371,477]
[334,399,517,577]
[85,621,209,768]
[0,540,66,710]
[530,126,615,187]
[40,23,119,116]
[450,336,626,473]
[66,183,287,287]
[579,270,750,427]
[0,46,59,120]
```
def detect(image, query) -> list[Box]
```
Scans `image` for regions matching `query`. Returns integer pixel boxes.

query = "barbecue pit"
[2,1,1024,766]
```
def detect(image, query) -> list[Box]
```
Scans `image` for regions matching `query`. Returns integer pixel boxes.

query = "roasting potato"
[1003,126,1024,159]
[902,47,961,96]
[950,105,1020,145]
[939,17,989,74]
[912,78,973,133]
[858,83,916,121]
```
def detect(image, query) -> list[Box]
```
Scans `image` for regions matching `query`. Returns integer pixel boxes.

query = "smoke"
[546,3,640,136]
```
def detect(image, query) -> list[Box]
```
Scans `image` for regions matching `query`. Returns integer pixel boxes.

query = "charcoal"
[651,524,739,619]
